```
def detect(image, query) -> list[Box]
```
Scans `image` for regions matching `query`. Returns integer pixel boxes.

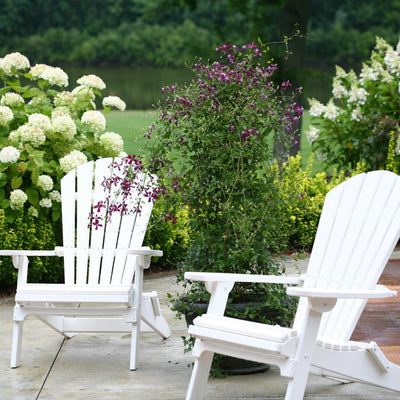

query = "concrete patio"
[0,253,399,399]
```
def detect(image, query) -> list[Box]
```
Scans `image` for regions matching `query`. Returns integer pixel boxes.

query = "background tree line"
[0,0,399,69]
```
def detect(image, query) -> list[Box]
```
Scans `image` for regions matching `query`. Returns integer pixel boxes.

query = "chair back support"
[60,158,155,285]
[293,171,400,341]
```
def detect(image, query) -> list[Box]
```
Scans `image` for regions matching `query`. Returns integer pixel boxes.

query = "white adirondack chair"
[0,158,170,370]
[184,170,400,400]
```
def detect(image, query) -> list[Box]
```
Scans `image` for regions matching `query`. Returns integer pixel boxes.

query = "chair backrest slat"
[60,158,155,286]
[293,171,400,342]
[61,169,77,285]
[75,161,95,284]
[122,173,156,284]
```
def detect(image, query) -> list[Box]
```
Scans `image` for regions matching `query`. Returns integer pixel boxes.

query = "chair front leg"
[186,344,214,400]
[11,320,23,368]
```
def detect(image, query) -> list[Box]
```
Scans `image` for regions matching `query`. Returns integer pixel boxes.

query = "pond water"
[62,65,194,110]
[62,65,333,110]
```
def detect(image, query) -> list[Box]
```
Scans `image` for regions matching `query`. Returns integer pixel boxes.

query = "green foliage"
[146,42,302,282]
[275,154,366,251]
[305,37,400,173]
[306,0,400,66]
[144,196,191,270]
[0,209,63,288]
[0,0,399,71]
[0,52,127,223]
[137,41,304,353]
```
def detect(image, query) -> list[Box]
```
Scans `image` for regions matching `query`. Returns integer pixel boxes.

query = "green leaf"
[26,187,39,206]
[37,79,49,90]
[22,87,43,98]
[11,175,22,189]
[0,86,11,96]
[0,173,7,186]
[5,209,16,224]
[2,198,10,208]
[17,162,28,172]
[52,210,61,221]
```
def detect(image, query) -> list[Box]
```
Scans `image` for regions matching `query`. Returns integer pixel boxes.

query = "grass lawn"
[105,110,157,154]
[107,110,319,170]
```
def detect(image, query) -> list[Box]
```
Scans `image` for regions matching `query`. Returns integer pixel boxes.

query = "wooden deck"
[351,259,400,364]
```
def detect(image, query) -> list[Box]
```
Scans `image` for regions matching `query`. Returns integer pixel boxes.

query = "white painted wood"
[184,170,400,400]
[3,158,170,370]
[61,169,76,285]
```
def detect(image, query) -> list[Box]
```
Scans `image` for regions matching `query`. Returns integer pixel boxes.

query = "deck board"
[351,259,400,363]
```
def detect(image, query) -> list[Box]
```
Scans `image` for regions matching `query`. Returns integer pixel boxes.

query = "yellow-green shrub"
[275,154,366,251]
[144,196,191,270]
[0,210,63,288]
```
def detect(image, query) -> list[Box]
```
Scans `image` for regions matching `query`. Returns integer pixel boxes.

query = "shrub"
[275,154,366,251]
[93,41,304,342]
[0,209,62,288]
[305,37,400,173]
[0,52,127,224]
[144,196,191,270]
[0,52,127,287]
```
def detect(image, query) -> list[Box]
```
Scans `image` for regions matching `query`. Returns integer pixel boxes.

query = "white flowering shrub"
[305,37,400,172]
[0,52,127,222]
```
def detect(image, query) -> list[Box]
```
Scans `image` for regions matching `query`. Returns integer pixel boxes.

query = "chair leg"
[10,320,23,368]
[284,370,310,400]
[186,350,214,400]
[141,291,171,339]
[130,322,140,370]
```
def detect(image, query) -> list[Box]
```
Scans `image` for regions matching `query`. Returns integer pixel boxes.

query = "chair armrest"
[0,249,60,286]
[126,247,163,269]
[184,272,303,317]
[126,248,163,257]
[184,271,303,285]
[185,272,303,285]
[287,284,397,299]
[0,249,59,257]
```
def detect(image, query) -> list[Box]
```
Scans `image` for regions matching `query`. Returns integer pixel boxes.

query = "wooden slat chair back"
[184,170,400,400]
[61,157,154,286]
[1,157,170,371]
[294,171,400,342]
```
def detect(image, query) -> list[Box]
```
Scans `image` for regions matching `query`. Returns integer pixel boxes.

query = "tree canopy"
[0,0,398,68]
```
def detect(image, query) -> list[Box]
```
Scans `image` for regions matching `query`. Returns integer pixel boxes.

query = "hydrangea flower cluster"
[37,175,54,191]
[0,146,20,163]
[306,37,400,171]
[59,150,88,174]
[81,110,106,133]
[103,96,126,111]
[77,74,106,90]
[52,114,77,141]
[0,52,30,75]
[41,66,69,87]
[0,106,14,125]
[0,52,127,222]
[99,132,124,156]
[0,92,24,107]
[10,189,27,210]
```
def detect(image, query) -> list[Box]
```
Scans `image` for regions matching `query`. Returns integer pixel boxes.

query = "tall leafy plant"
[95,41,303,331]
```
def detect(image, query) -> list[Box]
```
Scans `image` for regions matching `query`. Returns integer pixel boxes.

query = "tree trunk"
[279,0,314,155]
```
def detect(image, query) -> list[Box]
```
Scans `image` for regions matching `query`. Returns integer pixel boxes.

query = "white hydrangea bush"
[0,52,127,222]
[306,37,400,172]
